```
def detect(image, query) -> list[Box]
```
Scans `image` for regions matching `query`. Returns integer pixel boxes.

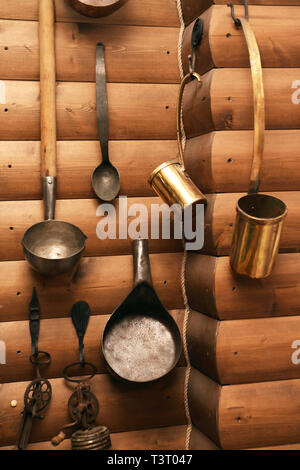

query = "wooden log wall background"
[3,0,300,452]
[178,0,300,451]
[0,0,214,451]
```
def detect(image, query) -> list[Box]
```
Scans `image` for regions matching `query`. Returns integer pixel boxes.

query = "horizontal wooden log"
[203,191,300,256]
[0,425,218,450]
[184,131,300,193]
[188,367,220,446]
[0,310,185,383]
[0,140,178,200]
[183,69,300,138]
[219,377,300,449]
[189,367,300,449]
[0,198,182,261]
[0,253,183,323]
[188,310,300,384]
[179,0,211,25]
[181,0,300,15]
[250,442,300,450]
[0,0,180,26]
[182,5,300,75]
[186,253,300,320]
[0,20,179,83]
[0,426,187,450]
[0,367,186,446]
[0,81,178,140]
[187,310,219,381]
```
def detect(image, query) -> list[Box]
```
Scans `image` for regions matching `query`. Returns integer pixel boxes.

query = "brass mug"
[230,16,287,279]
[230,194,287,279]
[148,73,207,213]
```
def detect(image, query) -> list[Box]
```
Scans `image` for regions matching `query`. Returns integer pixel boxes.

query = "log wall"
[0,0,191,451]
[3,0,300,452]
[179,0,300,451]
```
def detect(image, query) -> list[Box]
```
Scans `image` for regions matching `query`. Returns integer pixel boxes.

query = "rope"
[176,0,192,451]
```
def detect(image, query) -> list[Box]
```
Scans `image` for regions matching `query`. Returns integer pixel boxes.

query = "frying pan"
[21,0,87,276]
[102,239,182,384]
[69,0,127,17]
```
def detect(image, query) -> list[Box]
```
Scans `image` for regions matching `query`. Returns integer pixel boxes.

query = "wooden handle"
[39,0,57,177]
[51,431,66,446]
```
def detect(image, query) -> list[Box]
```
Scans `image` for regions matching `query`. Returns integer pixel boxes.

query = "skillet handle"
[132,239,153,287]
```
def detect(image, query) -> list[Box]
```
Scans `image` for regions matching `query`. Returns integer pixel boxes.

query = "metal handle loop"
[63,362,97,383]
[177,72,202,169]
[30,350,51,367]
[240,18,265,194]
[227,1,264,194]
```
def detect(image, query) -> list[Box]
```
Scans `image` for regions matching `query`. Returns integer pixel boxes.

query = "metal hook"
[188,18,204,78]
[227,0,248,27]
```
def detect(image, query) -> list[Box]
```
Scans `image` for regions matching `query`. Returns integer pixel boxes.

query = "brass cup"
[230,194,287,279]
[148,160,207,216]
[148,72,207,215]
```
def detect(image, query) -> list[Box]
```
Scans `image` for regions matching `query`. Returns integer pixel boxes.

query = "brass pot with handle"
[148,72,207,216]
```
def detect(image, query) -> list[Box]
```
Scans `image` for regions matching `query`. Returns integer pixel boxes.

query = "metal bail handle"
[177,72,202,169]
[228,2,265,195]
[241,19,265,195]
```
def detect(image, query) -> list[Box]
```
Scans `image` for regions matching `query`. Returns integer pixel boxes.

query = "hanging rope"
[176,0,192,451]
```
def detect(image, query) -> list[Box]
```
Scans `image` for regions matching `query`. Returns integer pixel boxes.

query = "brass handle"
[240,18,265,195]
[177,72,202,169]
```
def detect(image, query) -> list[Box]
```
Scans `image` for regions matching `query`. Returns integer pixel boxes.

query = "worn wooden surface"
[250,442,300,450]
[0,425,219,450]
[0,0,191,452]
[0,197,182,261]
[0,0,179,26]
[219,377,300,449]
[184,131,300,193]
[186,253,300,320]
[0,20,179,83]
[180,0,212,25]
[188,310,300,385]
[0,253,183,323]
[0,81,178,140]
[189,367,300,449]
[182,5,300,74]
[0,140,178,200]
[0,367,186,447]
[1,426,187,450]
[182,68,300,138]
[180,1,300,26]
[0,310,185,383]
[181,0,300,13]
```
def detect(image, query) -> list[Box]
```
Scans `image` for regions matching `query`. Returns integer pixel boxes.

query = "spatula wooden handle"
[39,0,57,177]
